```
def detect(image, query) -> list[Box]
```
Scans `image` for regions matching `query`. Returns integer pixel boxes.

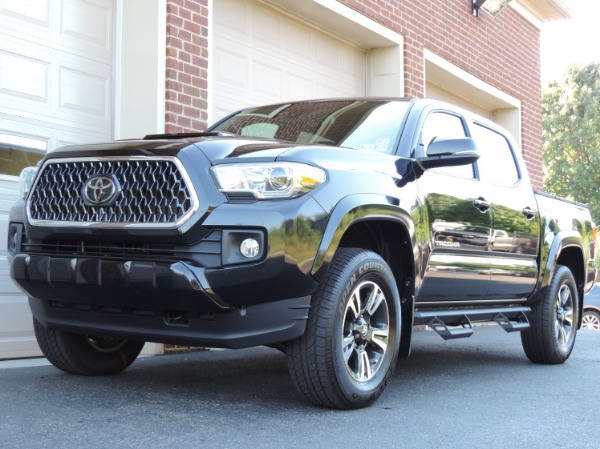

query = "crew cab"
[8,98,596,409]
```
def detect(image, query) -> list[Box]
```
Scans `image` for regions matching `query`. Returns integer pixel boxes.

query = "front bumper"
[11,252,312,348]
[9,194,326,347]
[29,292,311,349]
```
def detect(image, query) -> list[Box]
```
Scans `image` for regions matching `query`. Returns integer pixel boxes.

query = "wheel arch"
[311,195,416,358]
[537,231,587,327]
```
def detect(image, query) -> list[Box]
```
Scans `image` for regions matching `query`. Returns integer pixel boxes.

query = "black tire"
[287,248,401,409]
[581,310,600,330]
[521,265,579,364]
[33,318,144,375]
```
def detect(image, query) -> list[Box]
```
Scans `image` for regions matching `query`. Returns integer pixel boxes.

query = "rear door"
[470,122,540,299]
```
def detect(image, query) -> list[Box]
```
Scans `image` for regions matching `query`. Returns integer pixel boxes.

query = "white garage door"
[213,0,367,121]
[0,0,115,359]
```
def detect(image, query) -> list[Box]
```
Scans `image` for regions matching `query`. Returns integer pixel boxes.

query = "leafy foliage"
[542,63,600,222]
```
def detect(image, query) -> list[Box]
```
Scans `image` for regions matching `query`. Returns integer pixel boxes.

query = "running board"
[414,306,531,340]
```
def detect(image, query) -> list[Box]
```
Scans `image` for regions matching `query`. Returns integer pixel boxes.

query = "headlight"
[18,166,39,200]
[211,162,326,199]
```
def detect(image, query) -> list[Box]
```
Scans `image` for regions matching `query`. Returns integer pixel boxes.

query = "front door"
[415,111,492,303]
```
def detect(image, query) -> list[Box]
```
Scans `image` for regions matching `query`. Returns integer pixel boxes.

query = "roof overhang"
[511,0,572,28]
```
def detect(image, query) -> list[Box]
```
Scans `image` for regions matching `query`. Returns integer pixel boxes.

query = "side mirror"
[417,137,480,169]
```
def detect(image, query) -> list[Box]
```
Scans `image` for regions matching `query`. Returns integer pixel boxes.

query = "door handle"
[522,207,536,220]
[473,197,491,212]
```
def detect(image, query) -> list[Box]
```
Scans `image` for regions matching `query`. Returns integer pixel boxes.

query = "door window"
[421,112,474,179]
[471,124,519,186]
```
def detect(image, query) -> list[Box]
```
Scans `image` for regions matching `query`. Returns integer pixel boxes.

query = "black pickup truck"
[8,98,597,409]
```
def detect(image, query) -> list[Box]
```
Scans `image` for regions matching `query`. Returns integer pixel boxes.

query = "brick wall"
[165,0,209,134]
[164,0,543,188]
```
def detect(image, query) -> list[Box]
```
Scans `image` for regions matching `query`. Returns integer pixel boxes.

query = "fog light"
[240,238,260,258]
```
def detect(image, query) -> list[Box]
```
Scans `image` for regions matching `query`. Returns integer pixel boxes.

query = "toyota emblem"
[82,174,121,206]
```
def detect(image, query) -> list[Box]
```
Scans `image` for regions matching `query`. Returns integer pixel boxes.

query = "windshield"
[208,100,411,154]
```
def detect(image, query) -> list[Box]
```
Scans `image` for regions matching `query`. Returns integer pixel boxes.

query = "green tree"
[542,62,600,222]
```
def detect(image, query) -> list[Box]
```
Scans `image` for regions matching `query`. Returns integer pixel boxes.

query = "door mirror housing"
[416,137,480,170]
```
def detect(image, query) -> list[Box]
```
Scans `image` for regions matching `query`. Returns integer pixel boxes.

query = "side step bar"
[413,306,531,340]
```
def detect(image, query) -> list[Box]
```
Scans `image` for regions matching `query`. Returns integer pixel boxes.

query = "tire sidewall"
[66,334,144,375]
[34,317,144,375]
[330,253,401,403]
[549,267,579,358]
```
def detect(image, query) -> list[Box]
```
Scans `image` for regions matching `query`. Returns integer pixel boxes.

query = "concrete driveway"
[1,326,599,449]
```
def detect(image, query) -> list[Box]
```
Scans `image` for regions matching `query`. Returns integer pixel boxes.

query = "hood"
[43,136,296,161]
[43,136,411,178]
[191,137,299,163]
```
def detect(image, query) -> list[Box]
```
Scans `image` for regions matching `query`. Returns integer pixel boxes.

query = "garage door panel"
[251,6,282,48]
[0,0,50,27]
[284,73,313,100]
[0,302,41,359]
[215,47,248,89]
[62,0,113,51]
[0,116,106,153]
[214,0,366,120]
[315,37,343,70]
[286,21,313,61]
[0,280,21,296]
[0,0,113,64]
[252,62,283,98]
[59,66,109,119]
[315,79,345,98]
[0,302,36,333]
[0,337,41,360]
[0,50,49,104]
[344,47,367,80]
[217,0,250,38]
[0,37,112,136]
[426,82,494,120]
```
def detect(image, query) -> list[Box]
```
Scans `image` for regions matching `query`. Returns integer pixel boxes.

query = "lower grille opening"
[47,300,216,322]
[19,230,223,268]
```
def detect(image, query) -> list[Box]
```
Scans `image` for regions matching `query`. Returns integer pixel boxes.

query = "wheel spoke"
[365,285,384,316]
[370,327,389,353]
[564,309,574,327]
[356,347,372,381]
[558,325,568,345]
[348,291,361,320]
[343,335,357,362]
[558,285,571,307]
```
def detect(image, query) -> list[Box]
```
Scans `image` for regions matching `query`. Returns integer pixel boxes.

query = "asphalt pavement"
[1,326,599,449]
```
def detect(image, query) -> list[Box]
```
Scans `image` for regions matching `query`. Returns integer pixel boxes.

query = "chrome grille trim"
[26,156,199,229]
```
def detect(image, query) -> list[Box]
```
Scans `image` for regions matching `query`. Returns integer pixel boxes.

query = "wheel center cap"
[359,324,369,338]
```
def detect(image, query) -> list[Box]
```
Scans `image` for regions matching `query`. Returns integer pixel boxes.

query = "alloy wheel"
[342,281,390,382]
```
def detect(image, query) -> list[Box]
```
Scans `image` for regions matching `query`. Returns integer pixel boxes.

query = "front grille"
[27,157,198,227]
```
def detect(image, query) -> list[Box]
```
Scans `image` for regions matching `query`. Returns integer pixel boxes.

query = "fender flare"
[536,230,585,294]
[310,193,414,280]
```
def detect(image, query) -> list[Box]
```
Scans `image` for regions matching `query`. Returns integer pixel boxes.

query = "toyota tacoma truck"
[8,98,597,409]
